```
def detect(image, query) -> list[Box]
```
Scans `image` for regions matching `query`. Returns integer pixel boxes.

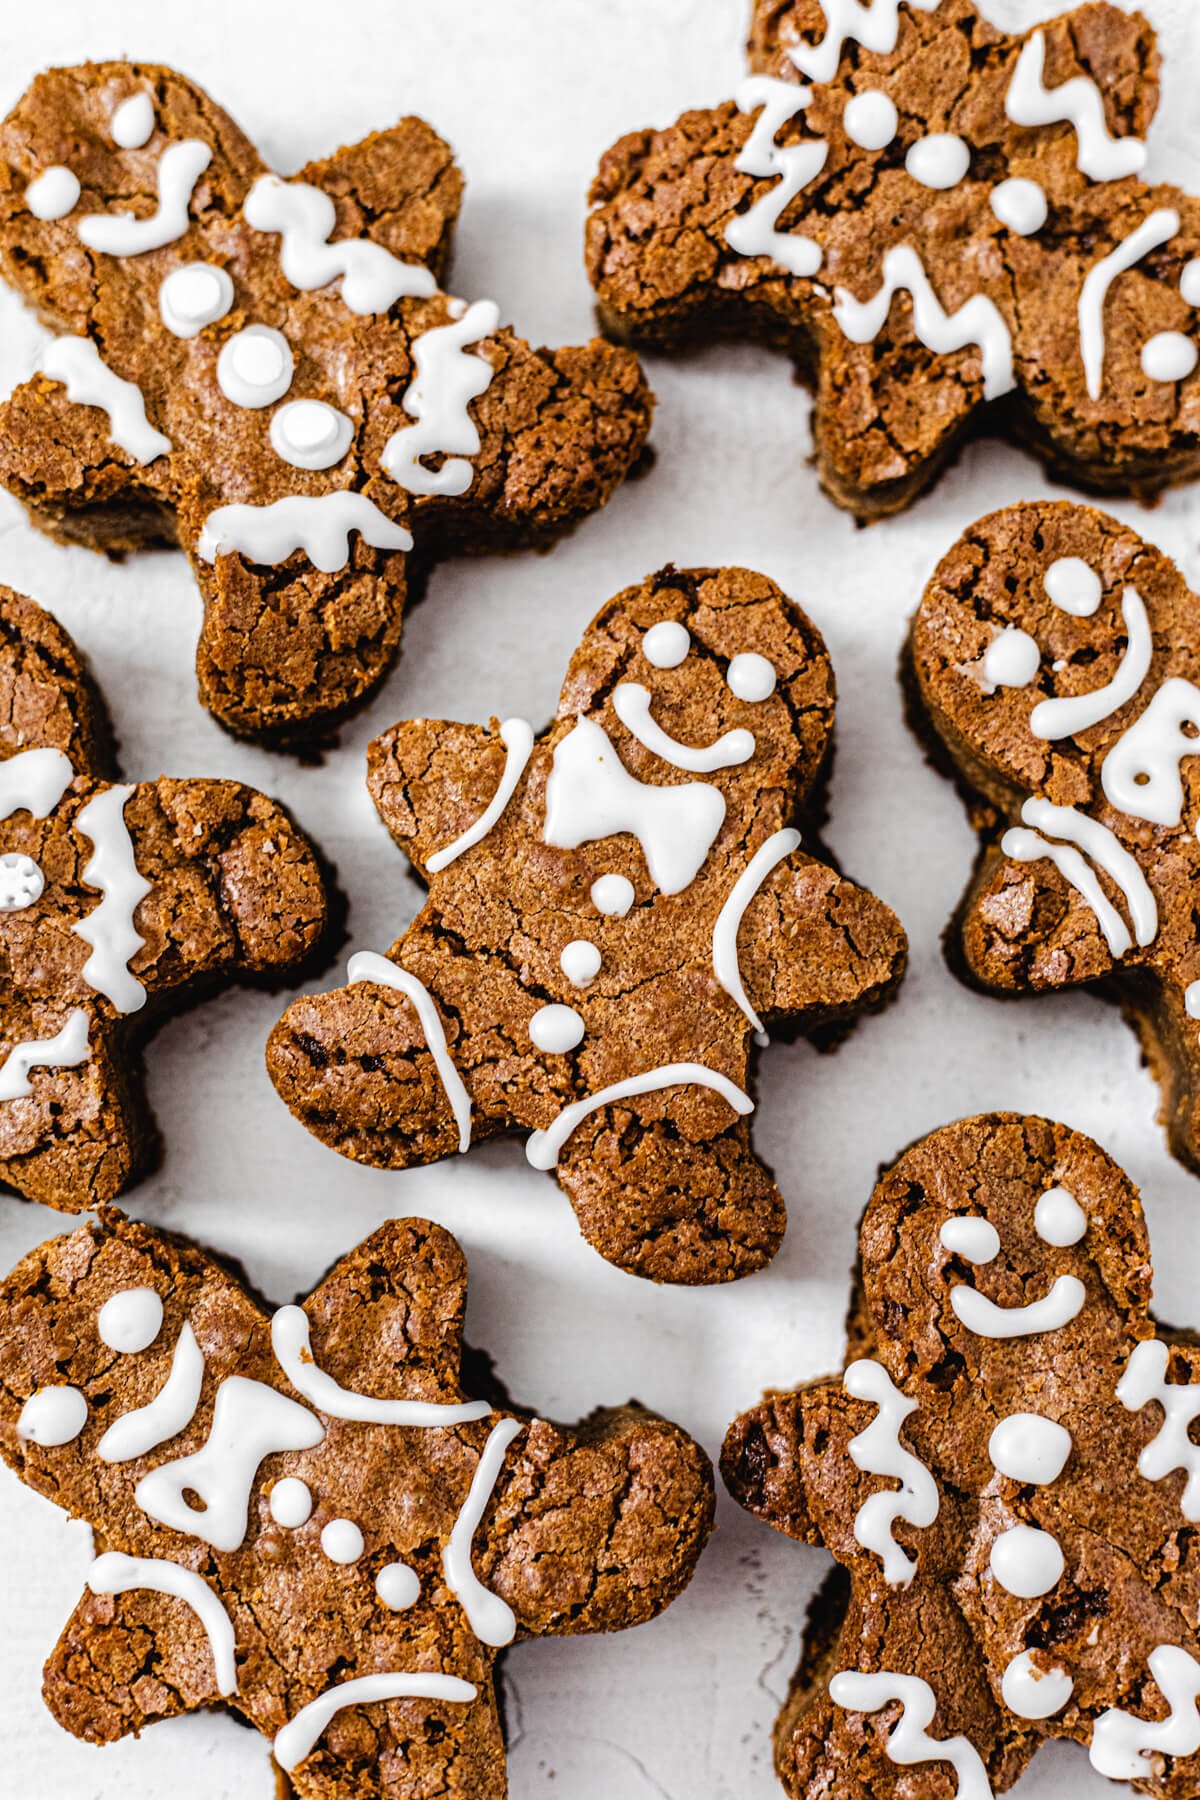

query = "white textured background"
[1,1,1199,1794]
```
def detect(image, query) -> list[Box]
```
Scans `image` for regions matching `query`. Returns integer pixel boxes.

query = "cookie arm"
[294,116,465,286]
[367,717,515,880]
[42,1585,226,1745]
[959,839,1121,991]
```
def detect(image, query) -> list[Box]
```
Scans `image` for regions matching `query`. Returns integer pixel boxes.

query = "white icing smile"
[612,682,754,772]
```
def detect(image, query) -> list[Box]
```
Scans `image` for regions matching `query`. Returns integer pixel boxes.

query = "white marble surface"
[1,0,1199,1794]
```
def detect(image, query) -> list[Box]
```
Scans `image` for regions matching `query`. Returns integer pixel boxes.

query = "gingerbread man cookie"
[0,1208,714,1798]
[266,564,907,1285]
[911,499,1200,1181]
[588,0,1200,519]
[723,1112,1200,1797]
[0,61,652,744]
[0,584,328,1212]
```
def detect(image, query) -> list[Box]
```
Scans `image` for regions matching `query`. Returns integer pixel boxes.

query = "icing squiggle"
[1091,1645,1200,1779]
[843,1359,938,1587]
[787,0,942,86]
[426,719,534,874]
[442,1416,523,1646]
[79,139,212,256]
[0,1010,90,1101]
[381,301,500,495]
[347,951,471,1153]
[526,1062,753,1170]
[72,786,153,1014]
[197,493,413,574]
[726,77,826,279]
[97,1322,205,1463]
[828,1671,993,1798]
[274,1672,478,1773]
[712,828,801,1043]
[1118,1339,1200,1520]
[87,1551,238,1695]
[244,175,438,314]
[1102,678,1200,827]
[950,1274,1085,1338]
[833,247,1014,401]
[39,338,171,465]
[1079,211,1179,401]
[271,1303,491,1427]
[613,683,754,773]
[1029,586,1152,740]
[1005,29,1148,182]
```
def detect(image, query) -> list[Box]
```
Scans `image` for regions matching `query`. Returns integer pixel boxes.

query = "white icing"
[96,1321,205,1463]
[989,1523,1064,1597]
[828,1671,993,1799]
[1102,678,1200,827]
[321,1518,363,1564]
[1011,796,1157,949]
[542,716,726,895]
[712,827,800,1044]
[844,90,897,151]
[982,628,1039,691]
[135,1376,324,1550]
[1035,1187,1087,1246]
[727,652,777,702]
[381,300,500,495]
[1118,1339,1200,1520]
[274,1672,477,1773]
[216,325,294,408]
[1143,331,1198,384]
[939,1218,1000,1263]
[988,1413,1072,1484]
[443,1416,522,1647]
[347,951,472,1154]
[0,748,73,819]
[271,1300,490,1426]
[0,1010,90,1102]
[833,247,1014,401]
[111,93,155,150]
[788,0,941,85]
[88,1551,237,1694]
[843,1359,938,1587]
[17,1385,87,1445]
[1001,825,1133,959]
[79,139,211,256]
[72,785,152,1013]
[98,1287,163,1354]
[244,174,438,314]
[726,76,826,279]
[158,262,234,337]
[1001,1652,1073,1720]
[990,178,1047,237]
[376,1562,420,1611]
[1184,260,1200,308]
[269,1477,313,1527]
[39,338,171,464]
[426,718,534,874]
[529,1004,584,1053]
[1079,210,1179,400]
[1187,980,1200,1020]
[197,493,412,573]
[526,1062,753,1170]
[950,1274,1085,1339]
[590,874,634,916]
[613,682,754,772]
[642,622,690,668]
[269,400,354,470]
[560,939,601,986]
[0,852,45,909]
[1091,1645,1200,1778]
[906,134,970,190]
[1045,558,1102,617]
[26,166,80,221]
[1006,29,1147,181]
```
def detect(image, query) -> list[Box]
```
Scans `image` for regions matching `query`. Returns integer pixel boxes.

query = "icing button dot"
[560,940,601,987]
[591,874,634,917]
[0,852,45,910]
[269,1477,313,1528]
[1142,331,1198,384]
[905,133,970,190]
[320,1518,364,1564]
[269,399,354,470]
[217,325,294,408]
[159,263,234,338]
[17,1385,88,1445]
[97,1287,163,1353]
[529,1003,585,1053]
[376,1561,421,1611]
[843,90,897,151]
[727,652,776,702]
[1182,260,1200,309]
[641,622,689,668]
[989,177,1048,237]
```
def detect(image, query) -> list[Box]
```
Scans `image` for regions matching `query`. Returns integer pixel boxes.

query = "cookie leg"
[556,1113,786,1284]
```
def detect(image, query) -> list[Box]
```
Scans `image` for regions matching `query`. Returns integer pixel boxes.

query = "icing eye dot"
[1034,1186,1087,1246]
[1142,331,1198,384]
[1187,980,1200,1020]
[375,1561,421,1611]
[560,940,601,987]
[905,133,970,190]
[217,325,294,408]
[982,627,1039,692]
[269,399,355,470]
[843,90,897,151]
[320,1518,364,1564]
[641,622,690,668]
[1044,557,1102,617]
[17,1385,88,1446]
[591,874,634,917]
[529,1003,585,1053]
[938,1217,1000,1263]
[0,852,45,910]
[159,262,234,339]
[269,1476,313,1528]
[1183,260,1200,309]
[97,1286,163,1353]
[25,166,80,221]
[726,652,776,702]
[111,92,155,149]
[989,177,1047,237]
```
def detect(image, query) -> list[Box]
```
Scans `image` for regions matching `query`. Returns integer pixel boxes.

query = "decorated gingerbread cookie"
[911,499,1200,1180]
[266,565,907,1285]
[723,1112,1200,1797]
[588,0,1200,519]
[0,584,328,1212]
[0,61,652,744]
[0,1208,714,1797]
